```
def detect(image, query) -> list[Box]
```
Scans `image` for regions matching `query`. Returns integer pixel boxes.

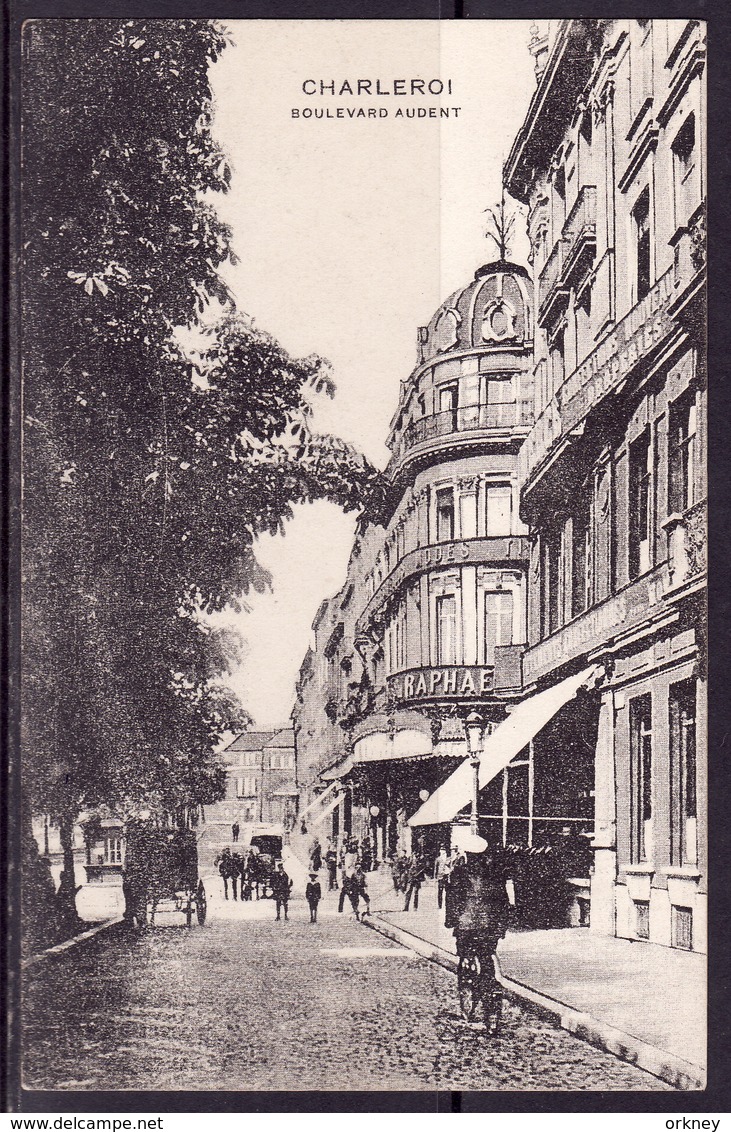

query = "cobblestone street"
[23,882,672,1092]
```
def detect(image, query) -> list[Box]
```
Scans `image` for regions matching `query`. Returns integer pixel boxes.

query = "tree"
[21,19,392,928]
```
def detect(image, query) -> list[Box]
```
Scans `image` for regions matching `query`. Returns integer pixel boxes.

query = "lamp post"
[464,711,484,837]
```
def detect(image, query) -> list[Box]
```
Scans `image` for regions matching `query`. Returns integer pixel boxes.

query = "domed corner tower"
[388,259,534,474]
[340,259,536,860]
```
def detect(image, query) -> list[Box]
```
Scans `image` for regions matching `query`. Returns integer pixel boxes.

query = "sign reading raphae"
[388,665,494,701]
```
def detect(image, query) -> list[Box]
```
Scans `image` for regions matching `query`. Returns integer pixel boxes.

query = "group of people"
[308,835,372,920]
[214,845,274,902]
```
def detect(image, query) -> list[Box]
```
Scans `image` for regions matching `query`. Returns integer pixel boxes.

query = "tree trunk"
[56,811,79,927]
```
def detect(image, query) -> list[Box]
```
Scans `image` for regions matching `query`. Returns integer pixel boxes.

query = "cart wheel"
[196,880,207,926]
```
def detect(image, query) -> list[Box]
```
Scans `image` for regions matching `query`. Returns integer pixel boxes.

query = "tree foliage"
[21,18,391,888]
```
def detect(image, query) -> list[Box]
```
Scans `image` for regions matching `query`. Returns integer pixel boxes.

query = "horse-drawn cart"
[123,821,207,928]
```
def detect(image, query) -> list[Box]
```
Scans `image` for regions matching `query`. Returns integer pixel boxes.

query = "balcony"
[561,186,597,288]
[523,564,671,686]
[538,238,570,327]
[356,534,531,631]
[394,402,533,463]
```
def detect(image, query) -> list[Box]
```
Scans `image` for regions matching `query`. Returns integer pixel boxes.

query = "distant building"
[206,728,300,830]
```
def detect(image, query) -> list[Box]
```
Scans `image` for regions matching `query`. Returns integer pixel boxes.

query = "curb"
[364,912,705,1093]
[22,916,124,969]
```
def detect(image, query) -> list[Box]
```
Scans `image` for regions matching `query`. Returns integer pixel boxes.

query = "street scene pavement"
[23,873,671,1093]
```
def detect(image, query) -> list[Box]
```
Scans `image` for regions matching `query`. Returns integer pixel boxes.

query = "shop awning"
[408,665,601,827]
[311,792,345,827]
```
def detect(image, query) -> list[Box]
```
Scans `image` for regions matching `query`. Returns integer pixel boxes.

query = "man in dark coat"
[403,854,426,912]
[325,844,338,891]
[216,847,235,900]
[271,861,292,921]
[446,839,512,962]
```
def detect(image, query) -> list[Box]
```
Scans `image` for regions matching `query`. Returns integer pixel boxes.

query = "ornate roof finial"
[483,185,515,261]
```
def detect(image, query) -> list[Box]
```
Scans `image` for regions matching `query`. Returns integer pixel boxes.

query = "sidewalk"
[364,873,706,1091]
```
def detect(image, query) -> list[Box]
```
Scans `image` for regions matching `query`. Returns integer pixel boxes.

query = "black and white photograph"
[14,17,707,1099]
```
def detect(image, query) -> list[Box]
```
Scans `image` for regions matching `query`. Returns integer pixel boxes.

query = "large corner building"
[292,19,706,954]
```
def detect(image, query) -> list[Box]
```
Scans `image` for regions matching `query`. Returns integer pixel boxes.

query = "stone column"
[590,688,618,935]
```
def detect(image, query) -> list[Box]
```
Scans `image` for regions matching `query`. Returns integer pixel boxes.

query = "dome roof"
[416,260,532,366]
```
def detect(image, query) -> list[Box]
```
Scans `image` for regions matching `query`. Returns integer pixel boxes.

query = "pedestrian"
[325,844,338,891]
[352,866,371,919]
[232,821,240,843]
[310,837,322,872]
[403,854,426,912]
[216,847,234,900]
[271,861,292,921]
[306,871,322,923]
[435,844,452,910]
[338,871,351,914]
[300,818,308,836]
[360,835,373,873]
[231,852,243,901]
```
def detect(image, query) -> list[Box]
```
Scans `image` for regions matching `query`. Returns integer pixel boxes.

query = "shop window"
[486,484,512,537]
[630,694,653,863]
[672,114,696,230]
[629,428,652,579]
[436,594,457,665]
[571,501,592,616]
[668,389,698,514]
[634,900,650,939]
[484,590,514,665]
[436,488,455,542]
[671,905,693,950]
[633,188,651,301]
[670,679,697,866]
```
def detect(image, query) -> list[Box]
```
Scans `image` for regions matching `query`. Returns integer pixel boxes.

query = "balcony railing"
[397,402,532,458]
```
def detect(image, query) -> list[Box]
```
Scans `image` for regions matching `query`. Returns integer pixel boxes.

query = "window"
[484,590,514,665]
[630,694,653,862]
[629,428,652,579]
[571,501,592,616]
[238,776,258,797]
[668,390,698,514]
[439,384,458,430]
[485,483,512,537]
[436,487,455,542]
[670,680,697,866]
[541,528,561,637]
[633,189,651,301]
[105,836,122,865]
[485,374,517,426]
[550,329,565,396]
[672,114,696,228]
[436,595,457,664]
[671,905,693,951]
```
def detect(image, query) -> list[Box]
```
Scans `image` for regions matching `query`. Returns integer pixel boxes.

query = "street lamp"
[464,711,484,837]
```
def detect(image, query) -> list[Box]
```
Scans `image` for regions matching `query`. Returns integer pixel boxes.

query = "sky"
[207,20,538,730]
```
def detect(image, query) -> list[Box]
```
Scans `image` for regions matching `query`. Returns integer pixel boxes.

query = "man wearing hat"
[446,834,513,1031]
[305,870,322,923]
